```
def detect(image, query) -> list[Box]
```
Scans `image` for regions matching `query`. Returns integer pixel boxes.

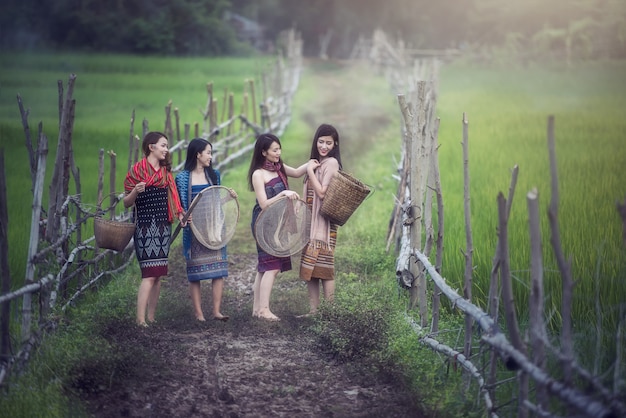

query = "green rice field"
[1,53,625,364]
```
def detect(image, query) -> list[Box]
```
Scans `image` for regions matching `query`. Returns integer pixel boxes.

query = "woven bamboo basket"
[94,193,135,252]
[94,216,135,251]
[320,171,371,226]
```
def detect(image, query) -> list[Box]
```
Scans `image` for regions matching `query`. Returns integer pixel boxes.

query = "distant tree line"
[1,0,624,60]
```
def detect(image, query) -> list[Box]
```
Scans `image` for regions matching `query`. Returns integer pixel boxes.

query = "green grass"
[435,60,626,373]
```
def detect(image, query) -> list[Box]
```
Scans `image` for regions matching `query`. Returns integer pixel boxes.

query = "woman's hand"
[228,188,238,199]
[134,181,147,194]
[307,159,320,176]
[179,212,190,227]
[281,190,300,200]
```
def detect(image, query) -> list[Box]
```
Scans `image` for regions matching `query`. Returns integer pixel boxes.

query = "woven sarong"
[134,186,171,278]
[300,186,337,281]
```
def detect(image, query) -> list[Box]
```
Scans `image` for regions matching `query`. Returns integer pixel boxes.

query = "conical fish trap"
[189,186,239,250]
[254,197,311,257]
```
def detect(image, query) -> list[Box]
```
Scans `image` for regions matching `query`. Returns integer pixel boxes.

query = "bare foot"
[257,311,280,321]
[213,314,229,322]
[196,316,206,322]
[137,322,149,328]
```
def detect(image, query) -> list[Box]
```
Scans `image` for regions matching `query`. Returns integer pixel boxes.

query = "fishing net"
[189,186,239,250]
[254,197,311,257]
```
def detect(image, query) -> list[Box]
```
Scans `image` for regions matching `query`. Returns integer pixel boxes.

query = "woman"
[175,138,234,322]
[124,131,185,327]
[247,133,310,321]
[299,124,342,316]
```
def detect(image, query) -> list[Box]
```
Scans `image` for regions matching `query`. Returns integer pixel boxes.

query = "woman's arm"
[123,182,145,208]
[284,160,310,178]
[252,170,299,210]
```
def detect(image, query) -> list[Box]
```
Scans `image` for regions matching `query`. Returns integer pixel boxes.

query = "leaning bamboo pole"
[461,113,474,360]
[21,133,48,342]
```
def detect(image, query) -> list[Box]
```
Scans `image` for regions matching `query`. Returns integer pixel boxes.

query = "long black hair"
[309,123,342,169]
[247,133,286,191]
[184,137,218,185]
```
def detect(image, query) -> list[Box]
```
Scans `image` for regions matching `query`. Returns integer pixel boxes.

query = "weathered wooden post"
[21,133,48,342]
[0,149,12,361]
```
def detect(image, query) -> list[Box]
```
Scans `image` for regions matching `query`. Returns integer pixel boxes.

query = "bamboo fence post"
[249,79,257,124]
[221,87,228,123]
[461,112,474,360]
[142,119,149,148]
[546,115,574,384]
[174,108,182,164]
[21,133,48,343]
[527,188,548,410]
[127,109,135,172]
[16,94,36,190]
[498,192,529,417]
[430,119,443,333]
[164,100,171,138]
[174,107,180,142]
[227,93,234,136]
[47,74,77,243]
[205,83,213,133]
[108,151,116,218]
[0,149,11,362]
[194,122,199,139]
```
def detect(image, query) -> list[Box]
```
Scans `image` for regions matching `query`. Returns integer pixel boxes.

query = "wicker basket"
[94,193,135,252]
[320,171,371,226]
[94,216,135,252]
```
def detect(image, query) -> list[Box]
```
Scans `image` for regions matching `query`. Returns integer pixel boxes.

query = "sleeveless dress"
[134,186,171,278]
[251,176,292,272]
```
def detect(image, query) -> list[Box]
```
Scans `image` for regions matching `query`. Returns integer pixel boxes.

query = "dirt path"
[82,60,422,418]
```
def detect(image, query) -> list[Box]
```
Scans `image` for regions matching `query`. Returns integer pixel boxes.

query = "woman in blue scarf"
[175,138,234,322]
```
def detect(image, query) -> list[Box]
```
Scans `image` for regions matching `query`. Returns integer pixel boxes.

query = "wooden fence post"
[461,112,474,360]
[127,110,135,172]
[0,149,12,362]
[21,133,48,343]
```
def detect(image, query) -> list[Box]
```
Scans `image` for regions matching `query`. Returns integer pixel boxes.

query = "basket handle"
[96,191,132,220]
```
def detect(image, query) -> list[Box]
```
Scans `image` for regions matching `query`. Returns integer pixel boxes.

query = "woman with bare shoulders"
[247,133,310,321]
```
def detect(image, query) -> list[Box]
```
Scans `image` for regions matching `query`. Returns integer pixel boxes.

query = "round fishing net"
[189,186,239,250]
[254,197,311,257]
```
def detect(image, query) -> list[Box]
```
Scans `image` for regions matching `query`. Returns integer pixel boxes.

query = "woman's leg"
[252,272,262,316]
[322,279,335,303]
[137,277,157,325]
[306,279,321,314]
[212,278,228,320]
[189,281,204,321]
[146,277,161,322]
[257,270,279,320]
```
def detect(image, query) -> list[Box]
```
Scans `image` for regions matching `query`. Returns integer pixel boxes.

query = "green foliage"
[0,270,139,416]
[311,279,392,363]
[0,0,242,56]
